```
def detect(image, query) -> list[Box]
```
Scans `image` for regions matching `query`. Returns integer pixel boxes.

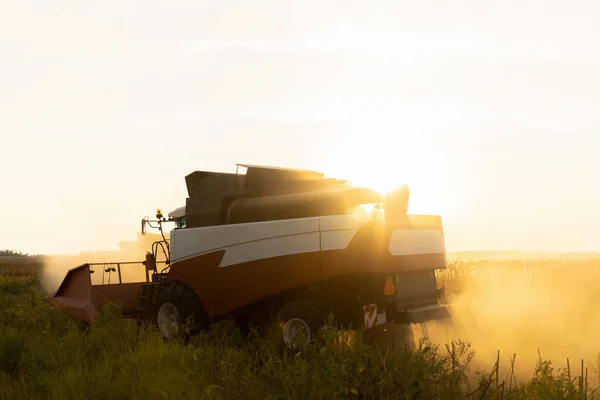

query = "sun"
[321,135,444,215]
[350,172,407,196]
[323,153,411,196]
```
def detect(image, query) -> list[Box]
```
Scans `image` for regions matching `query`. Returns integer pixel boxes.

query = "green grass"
[0,274,598,399]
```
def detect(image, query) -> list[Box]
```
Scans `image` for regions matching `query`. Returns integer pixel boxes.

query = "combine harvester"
[46,164,453,347]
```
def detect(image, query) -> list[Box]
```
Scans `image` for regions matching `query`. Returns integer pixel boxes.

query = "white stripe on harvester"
[219,233,320,268]
[170,215,445,267]
[170,217,321,263]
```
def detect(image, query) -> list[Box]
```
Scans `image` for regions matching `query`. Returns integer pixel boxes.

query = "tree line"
[0,250,34,257]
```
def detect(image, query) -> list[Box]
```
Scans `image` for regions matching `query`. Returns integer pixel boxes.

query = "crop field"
[0,264,40,277]
[0,258,44,277]
[2,258,600,399]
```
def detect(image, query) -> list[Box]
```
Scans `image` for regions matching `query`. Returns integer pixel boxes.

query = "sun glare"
[326,166,407,196]
[353,175,406,196]
[318,110,454,217]
[322,138,445,215]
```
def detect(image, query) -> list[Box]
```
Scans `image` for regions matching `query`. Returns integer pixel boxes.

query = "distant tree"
[0,250,30,257]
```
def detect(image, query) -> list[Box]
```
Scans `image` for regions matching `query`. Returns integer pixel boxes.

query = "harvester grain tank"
[46,164,452,347]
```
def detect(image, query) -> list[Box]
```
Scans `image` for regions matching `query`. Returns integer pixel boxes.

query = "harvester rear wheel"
[275,301,328,349]
[155,283,206,340]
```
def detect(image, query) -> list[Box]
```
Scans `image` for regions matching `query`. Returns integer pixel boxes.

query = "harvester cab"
[46,163,453,347]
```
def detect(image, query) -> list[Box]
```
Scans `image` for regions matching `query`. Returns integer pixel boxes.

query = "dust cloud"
[421,261,600,383]
[40,232,169,294]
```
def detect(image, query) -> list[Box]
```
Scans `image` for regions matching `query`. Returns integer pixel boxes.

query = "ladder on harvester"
[137,283,155,321]
[136,252,164,322]
[135,235,172,321]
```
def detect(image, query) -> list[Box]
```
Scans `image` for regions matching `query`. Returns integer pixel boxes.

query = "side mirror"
[141,218,147,235]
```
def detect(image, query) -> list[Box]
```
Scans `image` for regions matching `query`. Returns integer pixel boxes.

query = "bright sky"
[2,1,599,255]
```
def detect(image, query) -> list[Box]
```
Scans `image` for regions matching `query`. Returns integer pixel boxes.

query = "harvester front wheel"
[155,283,206,340]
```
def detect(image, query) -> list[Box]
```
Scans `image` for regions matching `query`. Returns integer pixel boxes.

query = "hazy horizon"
[2,1,599,255]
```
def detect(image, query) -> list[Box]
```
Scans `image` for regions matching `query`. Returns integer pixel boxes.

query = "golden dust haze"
[39,232,168,295]
[422,260,600,382]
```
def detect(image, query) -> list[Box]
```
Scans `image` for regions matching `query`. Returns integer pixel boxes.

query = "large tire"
[155,283,207,340]
[275,301,329,349]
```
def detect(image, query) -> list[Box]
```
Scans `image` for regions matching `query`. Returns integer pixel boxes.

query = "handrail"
[89,260,168,285]
[87,261,167,266]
